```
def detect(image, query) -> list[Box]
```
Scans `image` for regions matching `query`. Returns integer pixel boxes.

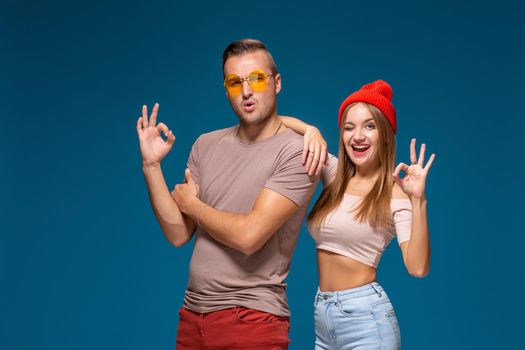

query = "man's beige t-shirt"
[184,126,317,317]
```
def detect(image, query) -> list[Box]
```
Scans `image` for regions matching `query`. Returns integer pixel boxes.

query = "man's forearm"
[181,189,298,255]
[184,198,258,254]
[142,165,194,246]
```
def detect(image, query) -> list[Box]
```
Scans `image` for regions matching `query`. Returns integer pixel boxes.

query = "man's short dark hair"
[222,39,278,76]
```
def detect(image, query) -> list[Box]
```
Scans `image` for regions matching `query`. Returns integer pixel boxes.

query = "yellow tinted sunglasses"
[223,70,275,96]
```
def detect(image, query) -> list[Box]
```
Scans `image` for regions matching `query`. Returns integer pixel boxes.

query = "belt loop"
[371,282,382,297]
[316,289,323,304]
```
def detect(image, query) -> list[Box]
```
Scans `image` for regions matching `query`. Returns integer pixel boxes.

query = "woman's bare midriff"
[317,249,377,292]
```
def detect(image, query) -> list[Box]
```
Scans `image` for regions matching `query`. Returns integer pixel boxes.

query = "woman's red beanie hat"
[337,80,397,133]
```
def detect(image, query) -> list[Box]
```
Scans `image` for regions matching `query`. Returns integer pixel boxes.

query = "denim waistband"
[315,282,384,303]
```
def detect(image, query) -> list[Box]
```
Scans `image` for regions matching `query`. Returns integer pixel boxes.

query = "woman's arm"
[394,139,436,277]
[398,197,430,277]
[279,116,328,176]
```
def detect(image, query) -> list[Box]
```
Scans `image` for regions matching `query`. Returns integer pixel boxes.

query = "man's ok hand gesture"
[136,103,176,167]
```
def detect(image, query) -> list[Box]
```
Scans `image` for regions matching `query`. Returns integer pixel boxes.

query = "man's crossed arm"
[171,170,299,255]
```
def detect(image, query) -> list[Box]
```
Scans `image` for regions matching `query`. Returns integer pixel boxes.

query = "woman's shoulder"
[320,153,339,187]
[391,182,409,200]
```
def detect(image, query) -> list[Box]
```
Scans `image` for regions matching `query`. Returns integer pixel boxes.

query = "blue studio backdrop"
[2,0,524,349]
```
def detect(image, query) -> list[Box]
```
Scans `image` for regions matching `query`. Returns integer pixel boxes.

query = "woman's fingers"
[392,165,405,189]
[393,162,409,177]
[142,105,149,128]
[418,143,426,166]
[310,143,321,176]
[393,163,408,190]
[302,139,309,165]
[424,154,436,172]
[410,138,417,164]
[305,148,315,173]
[316,146,327,176]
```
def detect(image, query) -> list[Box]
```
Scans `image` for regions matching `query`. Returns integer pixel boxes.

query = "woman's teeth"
[352,145,370,151]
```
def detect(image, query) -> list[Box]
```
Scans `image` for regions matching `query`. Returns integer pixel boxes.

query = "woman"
[282,80,435,349]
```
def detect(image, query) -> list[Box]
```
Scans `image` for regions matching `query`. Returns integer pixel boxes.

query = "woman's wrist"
[410,195,427,207]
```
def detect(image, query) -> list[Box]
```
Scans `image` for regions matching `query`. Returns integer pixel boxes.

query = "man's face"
[223,50,281,126]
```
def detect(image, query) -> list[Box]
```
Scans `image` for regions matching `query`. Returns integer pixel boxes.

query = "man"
[136,39,325,349]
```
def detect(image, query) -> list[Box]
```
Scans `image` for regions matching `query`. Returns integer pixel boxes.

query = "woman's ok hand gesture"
[136,103,176,167]
[393,139,435,200]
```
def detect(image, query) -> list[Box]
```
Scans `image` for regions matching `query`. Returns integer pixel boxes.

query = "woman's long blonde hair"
[307,102,397,231]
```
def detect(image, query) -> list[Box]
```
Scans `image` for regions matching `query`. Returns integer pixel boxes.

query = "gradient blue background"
[2,0,524,349]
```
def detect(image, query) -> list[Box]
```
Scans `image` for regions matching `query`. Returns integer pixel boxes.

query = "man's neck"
[236,115,284,143]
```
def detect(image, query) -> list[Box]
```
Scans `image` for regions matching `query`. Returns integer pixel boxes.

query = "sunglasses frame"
[223,70,275,96]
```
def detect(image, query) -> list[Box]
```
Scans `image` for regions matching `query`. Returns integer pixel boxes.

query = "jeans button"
[323,295,328,300]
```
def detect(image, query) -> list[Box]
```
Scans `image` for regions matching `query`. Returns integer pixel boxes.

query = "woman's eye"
[365,123,376,129]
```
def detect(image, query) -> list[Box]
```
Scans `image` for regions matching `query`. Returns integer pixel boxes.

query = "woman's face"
[342,103,380,170]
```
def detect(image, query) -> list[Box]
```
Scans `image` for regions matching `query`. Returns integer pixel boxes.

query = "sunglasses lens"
[224,74,242,95]
[225,76,242,88]
[247,71,268,91]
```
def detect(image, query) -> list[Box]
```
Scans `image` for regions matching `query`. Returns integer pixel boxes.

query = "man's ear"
[274,73,282,95]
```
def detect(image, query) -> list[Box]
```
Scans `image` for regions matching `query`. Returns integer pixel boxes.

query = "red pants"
[175,306,290,350]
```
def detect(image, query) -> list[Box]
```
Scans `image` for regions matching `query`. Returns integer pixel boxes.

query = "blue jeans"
[314,282,401,349]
